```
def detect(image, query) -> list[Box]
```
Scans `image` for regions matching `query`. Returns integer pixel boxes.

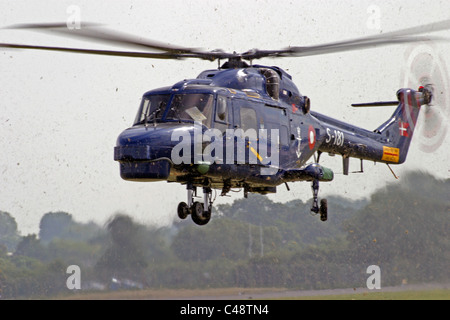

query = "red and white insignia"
[308,125,316,149]
[399,121,410,137]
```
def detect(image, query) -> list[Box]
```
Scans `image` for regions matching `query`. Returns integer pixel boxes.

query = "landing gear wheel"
[320,199,328,222]
[191,201,211,226]
[177,202,190,220]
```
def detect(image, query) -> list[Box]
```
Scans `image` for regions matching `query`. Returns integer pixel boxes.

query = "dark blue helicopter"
[112,62,426,225]
[2,20,449,225]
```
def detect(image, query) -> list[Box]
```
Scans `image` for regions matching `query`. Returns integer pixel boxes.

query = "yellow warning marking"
[250,146,263,162]
[247,93,260,98]
[382,146,400,163]
[243,90,261,98]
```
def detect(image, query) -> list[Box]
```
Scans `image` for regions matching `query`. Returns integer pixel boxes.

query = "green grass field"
[290,289,450,300]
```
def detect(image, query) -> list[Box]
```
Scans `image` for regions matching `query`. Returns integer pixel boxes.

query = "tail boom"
[313,88,423,165]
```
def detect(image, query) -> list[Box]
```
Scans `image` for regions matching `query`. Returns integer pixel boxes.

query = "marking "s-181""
[326,128,345,147]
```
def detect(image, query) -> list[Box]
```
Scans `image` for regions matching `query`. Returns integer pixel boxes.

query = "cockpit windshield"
[134,94,170,125]
[134,93,214,127]
[166,93,214,127]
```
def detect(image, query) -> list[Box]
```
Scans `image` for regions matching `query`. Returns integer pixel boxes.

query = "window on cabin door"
[263,105,290,147]
[240,107,258,132]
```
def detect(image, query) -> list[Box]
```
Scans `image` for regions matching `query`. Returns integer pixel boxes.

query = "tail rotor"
[401,43,449,153]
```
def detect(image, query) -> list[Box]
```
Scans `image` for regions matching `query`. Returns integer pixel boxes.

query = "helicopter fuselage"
[114,64,423,224]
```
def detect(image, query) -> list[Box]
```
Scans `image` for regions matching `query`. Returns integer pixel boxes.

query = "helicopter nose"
[114,124,185,159]
[114,128,151,162]
[114,127,155,162]
[113,123,192,181]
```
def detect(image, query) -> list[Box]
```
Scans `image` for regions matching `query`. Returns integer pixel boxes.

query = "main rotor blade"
[0,42,184,59]
[6,22,202,54]
[244,19,450,60]
[4,22,235,61]
[281,36,445,58]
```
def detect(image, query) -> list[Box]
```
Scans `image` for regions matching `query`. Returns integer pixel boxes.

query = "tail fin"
[375,89,422,164]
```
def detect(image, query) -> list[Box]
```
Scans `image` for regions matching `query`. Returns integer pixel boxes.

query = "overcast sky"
[1,0,449,235]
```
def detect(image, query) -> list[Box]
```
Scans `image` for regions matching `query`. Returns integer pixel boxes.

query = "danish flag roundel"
[308,125,316,150]
[399,121,410,137]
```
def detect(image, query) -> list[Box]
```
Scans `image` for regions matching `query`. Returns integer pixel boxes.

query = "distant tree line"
[0,171,448,298]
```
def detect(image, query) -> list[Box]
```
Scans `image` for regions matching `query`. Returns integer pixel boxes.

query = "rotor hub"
[220,57,250,69]
[418,85,433,105]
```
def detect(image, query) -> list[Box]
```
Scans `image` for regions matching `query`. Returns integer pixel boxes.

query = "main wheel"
[320,199,328,222]
[177,202,189,220]
[191,202,211,226]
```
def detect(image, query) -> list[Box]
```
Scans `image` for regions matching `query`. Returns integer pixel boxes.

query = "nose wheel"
[177,202,190,220]
[177,184,213,225]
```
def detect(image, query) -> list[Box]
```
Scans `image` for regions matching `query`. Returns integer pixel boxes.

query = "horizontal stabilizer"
[351,101,399,107]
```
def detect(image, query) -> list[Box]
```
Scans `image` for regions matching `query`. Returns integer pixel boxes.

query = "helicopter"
[1,20,449,226]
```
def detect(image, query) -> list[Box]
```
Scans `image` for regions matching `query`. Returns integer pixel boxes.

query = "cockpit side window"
[214,96,230,133]
[134,94,170,126]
